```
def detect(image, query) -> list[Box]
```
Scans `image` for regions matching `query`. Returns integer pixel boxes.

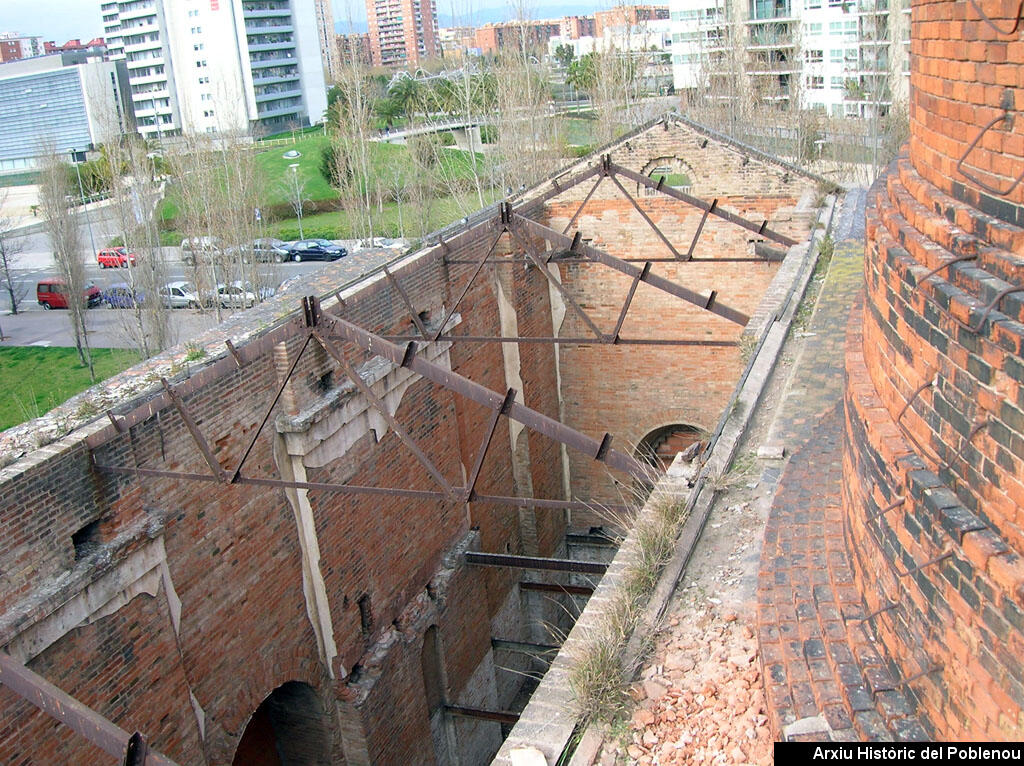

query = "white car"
[158,281,204,309]
[216,282,257,309]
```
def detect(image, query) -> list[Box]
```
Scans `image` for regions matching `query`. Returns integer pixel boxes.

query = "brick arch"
[634,422,704,472]
[232,680,333,765]
[637,156,696,197]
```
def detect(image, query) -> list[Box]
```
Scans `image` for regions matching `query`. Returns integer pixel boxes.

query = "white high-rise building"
[669,0,909,118]
[102,0,328,139]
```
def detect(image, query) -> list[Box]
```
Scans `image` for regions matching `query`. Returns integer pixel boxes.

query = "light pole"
[68,149,97,255]
[289,163,304,239]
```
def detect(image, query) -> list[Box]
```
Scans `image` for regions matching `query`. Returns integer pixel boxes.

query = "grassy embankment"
[0,347,141,431]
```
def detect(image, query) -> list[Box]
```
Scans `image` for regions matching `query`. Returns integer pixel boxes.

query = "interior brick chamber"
[0,116,819,764]
[846,0,1024,739]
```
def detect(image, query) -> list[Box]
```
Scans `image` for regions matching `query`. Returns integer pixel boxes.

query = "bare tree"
[281,164,311,239]
[101,132,174,356]
[0,191,27,317]
[38,148,94,380]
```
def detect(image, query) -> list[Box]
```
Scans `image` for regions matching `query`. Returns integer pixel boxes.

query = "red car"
[97,247,137,268]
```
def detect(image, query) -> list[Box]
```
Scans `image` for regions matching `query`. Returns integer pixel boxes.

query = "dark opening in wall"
[72,520,101,560]
[357,594,373,635]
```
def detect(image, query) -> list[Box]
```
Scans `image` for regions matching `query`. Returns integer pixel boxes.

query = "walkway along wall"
[0,114,819,763]
[847,0,1024,739]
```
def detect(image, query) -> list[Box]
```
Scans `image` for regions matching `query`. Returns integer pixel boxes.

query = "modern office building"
[0,52,132,174]
[101,0,328,139]
[669,0,910,117]
[365,0,440,68]
[0,33,44,62]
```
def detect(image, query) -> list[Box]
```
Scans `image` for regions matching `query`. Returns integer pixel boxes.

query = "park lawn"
[268,187,501,241]
[0,347,141,431]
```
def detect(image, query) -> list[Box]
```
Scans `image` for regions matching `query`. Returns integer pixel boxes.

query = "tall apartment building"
[669,0,909,117]
[365,0,440,68]
[474,20,562,56]
[595,5,670,37]
[0,33,44,62]
[312,0,340,81]
[101,0,328,139]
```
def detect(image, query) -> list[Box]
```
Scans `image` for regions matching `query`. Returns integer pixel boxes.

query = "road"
[0,243,401,348]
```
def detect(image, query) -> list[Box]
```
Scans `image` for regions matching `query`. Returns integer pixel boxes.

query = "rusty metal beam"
[610,262,649,343]
[562,174,605,235]
[465,389,516,502]
[529,163,602,209]
[92,463,628,512]
[609,163,798,247]
[491,638,559,655]
[442,256,786,264]
[161,378,228,483]
[445,705,520,725]
[508,226,606,341]
[519,581,595,596]
[0,654,178,765]
[606,173,682,259]
[511,214,749,326]
[434,227,507,342]
[465,551,608,575]
[379,334,738,347]
[312,330,455,498]
[384,265,430,339]
[229,332,312,484]
[686,198,716,260]
[318,311,649,480]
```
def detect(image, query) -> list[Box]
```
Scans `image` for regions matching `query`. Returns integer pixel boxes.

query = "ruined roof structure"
[1,1,1022,759]
[0,111,828,763]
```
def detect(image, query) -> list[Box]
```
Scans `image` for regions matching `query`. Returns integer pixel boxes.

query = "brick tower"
[846,0,1024,738]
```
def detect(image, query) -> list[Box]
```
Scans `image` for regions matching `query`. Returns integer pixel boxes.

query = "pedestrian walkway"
[755,236,930,741]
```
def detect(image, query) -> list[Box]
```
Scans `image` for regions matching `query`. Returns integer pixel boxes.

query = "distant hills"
[335,2,600,35]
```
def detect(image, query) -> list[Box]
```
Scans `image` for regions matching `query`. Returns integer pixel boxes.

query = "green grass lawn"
[0,347,141,431]
[268,187,501,240]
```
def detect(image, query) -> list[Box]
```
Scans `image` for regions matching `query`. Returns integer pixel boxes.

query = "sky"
[0,0,608,44]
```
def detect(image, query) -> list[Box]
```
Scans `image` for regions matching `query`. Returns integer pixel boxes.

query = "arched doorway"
[636,424,704,472]
[233,681,332,765]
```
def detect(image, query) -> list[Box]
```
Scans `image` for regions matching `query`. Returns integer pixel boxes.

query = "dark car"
[284,239,347,262]
[103,282,146,308]
[240,238,290,263]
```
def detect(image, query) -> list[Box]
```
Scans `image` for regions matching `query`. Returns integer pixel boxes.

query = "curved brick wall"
[911,0,1024,229]
[846,0,1024,738]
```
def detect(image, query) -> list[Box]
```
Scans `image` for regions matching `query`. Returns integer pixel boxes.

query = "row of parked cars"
[95,238,349,269]
[180,237,347,265]
[36,278,273,310]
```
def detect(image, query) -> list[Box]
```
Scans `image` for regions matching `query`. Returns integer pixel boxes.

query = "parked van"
[36,279,102,310]
[180,236,221,265]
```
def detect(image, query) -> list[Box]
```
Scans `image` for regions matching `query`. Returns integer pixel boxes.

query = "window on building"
[805,49,823,63]
[830,48,842,63]
[831,76,844,88]
[805,0,821,7]
[804,22,822,35]
[808,75,824,89]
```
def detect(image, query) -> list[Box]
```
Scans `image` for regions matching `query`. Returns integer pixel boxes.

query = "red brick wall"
[533,119,818,506]
[910,0,1024,223]
[848,0,1024,737]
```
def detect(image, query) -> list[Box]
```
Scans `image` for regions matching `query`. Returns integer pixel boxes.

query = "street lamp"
[288,163,304,239]
[68,149,97,256]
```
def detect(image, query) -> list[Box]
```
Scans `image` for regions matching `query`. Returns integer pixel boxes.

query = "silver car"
[158,281,203,309]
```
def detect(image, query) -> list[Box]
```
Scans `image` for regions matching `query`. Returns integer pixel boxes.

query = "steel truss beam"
[445,705,520,725]
[519,581,595,596]
[318,309,649,479]
[379,334,738,347]
[465,551,608,575]
[608,161,799,248]
[91,296,645,509]
[0,654,177,765]
[509,214,748,326]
